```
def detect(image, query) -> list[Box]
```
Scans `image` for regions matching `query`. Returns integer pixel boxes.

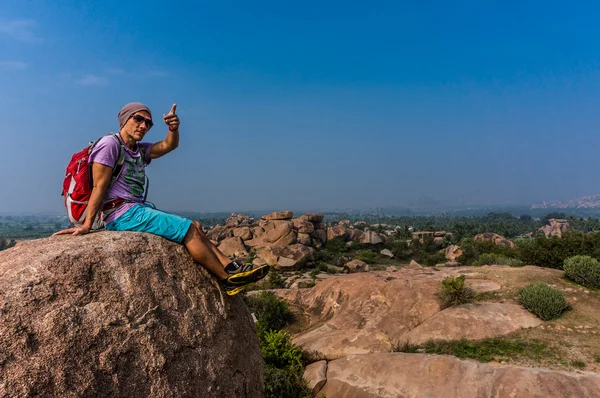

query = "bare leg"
[183,223,228,280]
[191,221,231,266]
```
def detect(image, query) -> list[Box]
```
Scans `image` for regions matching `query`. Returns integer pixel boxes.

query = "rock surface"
[539,218,572,238]
[277,269,541,359]
[0,232,263,398]
[318,353,600,398]
[474,232,516,248]
[303,360,327,396]
[445,244,462,262]
[402,303,543,345]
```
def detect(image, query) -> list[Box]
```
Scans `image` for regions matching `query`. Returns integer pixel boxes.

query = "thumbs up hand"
[164,103,180,132]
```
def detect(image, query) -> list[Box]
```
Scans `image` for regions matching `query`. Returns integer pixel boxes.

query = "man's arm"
[53,163,113,235]
[149,103,180,160]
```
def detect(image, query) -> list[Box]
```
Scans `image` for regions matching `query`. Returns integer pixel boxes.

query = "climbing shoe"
[225,261,270,285]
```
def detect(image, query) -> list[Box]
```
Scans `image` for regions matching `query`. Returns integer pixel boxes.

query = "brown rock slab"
[445,244,463,262]
[232,226,252,241]
[293,218,315,234]
[258,244,315,271]
[303,360,327,396]
[402,303,543,345]
[217,236,249,258]
[300,213,325,223]
[320,353,600,398]
[327,225,350,241]
[262,211,294,220]
[359,231,382,244]
[297,232,312,246]
[380,249,394,258]
[407,260,422,269]
[206,225,233,242]
[0,232,263,398]
[474,232,516,248]
[344,260,370,273]
[246,222,297,248]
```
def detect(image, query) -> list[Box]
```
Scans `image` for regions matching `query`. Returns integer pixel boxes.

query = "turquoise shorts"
[105,204,192,243]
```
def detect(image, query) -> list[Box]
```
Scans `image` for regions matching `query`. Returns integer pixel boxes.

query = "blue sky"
[1,1,600,213]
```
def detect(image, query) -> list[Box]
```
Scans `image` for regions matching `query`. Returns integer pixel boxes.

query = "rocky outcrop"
[445,244,462,262]
[316,353,600,398]
[474,232,516,248]
[255,244,315,271]
[402,303,542,344]
[343,259,370,273]
[380,249,394,258]
[0,232,263,398]
[217,236,249,258]
[206,212,327,262]
[276,268,542,359]
[539,218,572,238]
[303,360,327,396]
[262,211,293,220]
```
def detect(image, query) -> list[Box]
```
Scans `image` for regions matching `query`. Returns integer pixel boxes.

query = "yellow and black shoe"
[225,261,270,285]
[221,261,270,296]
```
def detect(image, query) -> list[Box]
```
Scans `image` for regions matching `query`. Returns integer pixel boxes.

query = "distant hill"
[532,195,600,209]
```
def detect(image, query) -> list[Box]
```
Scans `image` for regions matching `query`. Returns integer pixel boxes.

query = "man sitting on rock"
[54,102,268,295]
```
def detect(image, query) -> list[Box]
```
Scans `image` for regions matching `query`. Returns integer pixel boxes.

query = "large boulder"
[343,260,370,273]
[232,226,253,241]
[217,236,249,258]
[539,218,572,238]
[327,225,350,241]
[257,244,315,271]
[225,213,253,227]
[0,232,263,398]
[245,222,297,248]
[445,245,463,262]
[205,225,233,242]
[318,353,600,398]
[474,232,516,248]
[300,213,324,223]
[359,231,383,245]
[293,218,315,234]
[262,211,294,220]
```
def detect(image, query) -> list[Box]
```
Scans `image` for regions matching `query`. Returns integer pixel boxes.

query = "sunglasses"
[132,114,154,128]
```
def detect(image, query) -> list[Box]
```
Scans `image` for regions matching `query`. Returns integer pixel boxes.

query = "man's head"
[118,102,153,142]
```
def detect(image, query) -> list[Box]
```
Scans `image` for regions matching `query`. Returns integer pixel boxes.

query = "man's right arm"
[53,162,113,236]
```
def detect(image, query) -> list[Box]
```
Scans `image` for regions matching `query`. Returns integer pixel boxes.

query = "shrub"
[472,253,524,267]
[261,330,311,398]
[243,291,291,332]
[518,282,571,320]
[355,249,377,264]
[563,255,600,289]
[436,275,476,308]
[261,271,287,290]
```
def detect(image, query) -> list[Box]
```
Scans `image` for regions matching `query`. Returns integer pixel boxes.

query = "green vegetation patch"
[243,291,291,332]
[472,253,523,267]
[393,337,550,363]
[436,275,476,309]
[518,282,571,321]
[563,255,600,289]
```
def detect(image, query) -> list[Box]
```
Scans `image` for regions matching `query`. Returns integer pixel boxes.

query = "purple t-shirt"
[89,135,153,224]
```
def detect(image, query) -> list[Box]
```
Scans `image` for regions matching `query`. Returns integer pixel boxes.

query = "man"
[55,102,269,295]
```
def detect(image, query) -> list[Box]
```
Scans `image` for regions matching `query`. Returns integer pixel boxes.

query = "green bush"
[417,251,446,267]
[563,255,600,288]
[243,291,291,332]
[472,253,524,267]
[458,238,519,266]
[436,275,476,308]
[261,330,311,398]
[518,282,571,320]
[355,249,377,264]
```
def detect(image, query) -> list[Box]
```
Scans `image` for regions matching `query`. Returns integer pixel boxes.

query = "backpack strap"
[138,145,150,202]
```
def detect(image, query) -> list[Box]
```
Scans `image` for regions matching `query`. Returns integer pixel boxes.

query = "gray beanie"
[118,102,152,128]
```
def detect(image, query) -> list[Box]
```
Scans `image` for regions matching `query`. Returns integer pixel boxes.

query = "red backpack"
[61,134,126,229]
